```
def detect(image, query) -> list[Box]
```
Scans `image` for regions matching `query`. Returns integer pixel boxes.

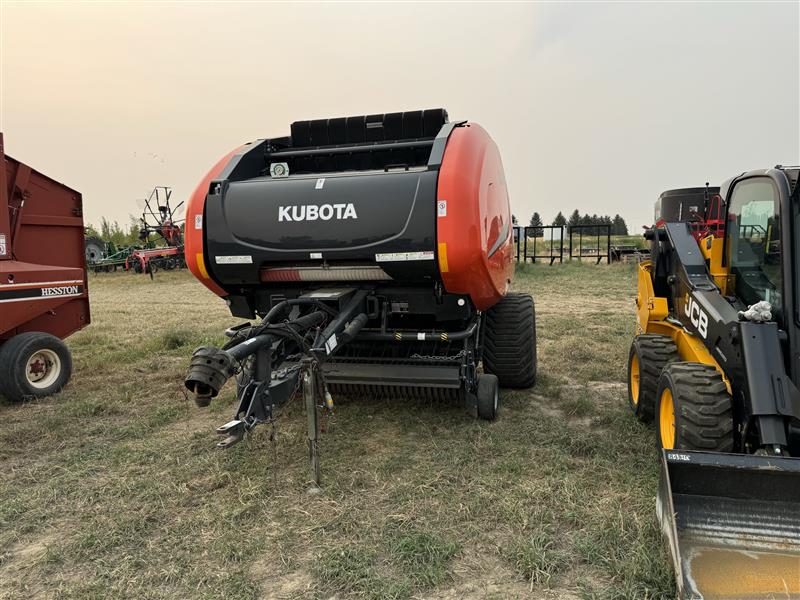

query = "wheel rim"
[630,353,640,405]
[25,349,61,389]
[659,387,676,449]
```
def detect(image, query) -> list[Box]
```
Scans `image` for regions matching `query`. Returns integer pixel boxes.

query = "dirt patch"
[440,541,576,599]
[4,530,60,565]
[252,564,314,599]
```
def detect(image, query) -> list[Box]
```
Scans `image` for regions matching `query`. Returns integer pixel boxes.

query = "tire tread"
[482,292,537,388]
[628,334,680,422]
[658,363,733,452]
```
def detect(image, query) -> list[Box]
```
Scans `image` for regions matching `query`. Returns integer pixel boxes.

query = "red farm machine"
[654,185,726,242]
[127,186,185,274]
[182,109,537,480]
[0,134,89,402]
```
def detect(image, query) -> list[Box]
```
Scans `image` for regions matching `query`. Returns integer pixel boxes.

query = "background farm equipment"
[654,185,726,242]
[0,133,89,402]
[130,186,185,275]
[126,246,184,274]
[84,236,139,272]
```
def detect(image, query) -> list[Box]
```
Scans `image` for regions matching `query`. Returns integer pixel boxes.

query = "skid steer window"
[728,177,782,320]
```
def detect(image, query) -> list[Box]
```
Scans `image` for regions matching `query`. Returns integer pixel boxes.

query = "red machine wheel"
[476,373,499,420]
[0,332,73,402]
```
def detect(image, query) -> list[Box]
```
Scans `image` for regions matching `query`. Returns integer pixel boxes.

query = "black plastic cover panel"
[290,109,448,147]
[205,170,438,284]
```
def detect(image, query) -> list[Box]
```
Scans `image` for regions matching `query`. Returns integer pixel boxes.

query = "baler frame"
[186,286,494,483]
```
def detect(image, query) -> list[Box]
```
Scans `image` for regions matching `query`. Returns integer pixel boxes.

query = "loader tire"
[627,334,679,423]
[0,332,73,403]
[482,292,537,388]
[655,363,733,452]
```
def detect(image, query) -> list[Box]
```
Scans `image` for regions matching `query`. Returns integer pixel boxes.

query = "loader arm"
[660,221,800,453]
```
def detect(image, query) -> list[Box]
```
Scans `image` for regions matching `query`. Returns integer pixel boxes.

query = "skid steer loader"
[628,167,800,599]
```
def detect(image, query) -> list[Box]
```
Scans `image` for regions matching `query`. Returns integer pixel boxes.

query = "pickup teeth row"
[327,383,461,403]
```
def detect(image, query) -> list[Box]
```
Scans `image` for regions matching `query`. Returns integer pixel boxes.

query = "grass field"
[0,264,675,600]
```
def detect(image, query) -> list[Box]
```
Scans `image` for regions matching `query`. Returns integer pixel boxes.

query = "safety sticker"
[0,234,5,256]
[437,200,447,217]
[315,178,325,190]
[214,255,253,264]
[375,251,434,262]
[325,333,338,355]
[194,215,203,230]
[310,252,323,259]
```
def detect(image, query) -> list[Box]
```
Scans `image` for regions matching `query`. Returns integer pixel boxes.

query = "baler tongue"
[657,450,800,599]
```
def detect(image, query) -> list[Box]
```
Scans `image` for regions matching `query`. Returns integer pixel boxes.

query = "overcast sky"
[1,1,798,231]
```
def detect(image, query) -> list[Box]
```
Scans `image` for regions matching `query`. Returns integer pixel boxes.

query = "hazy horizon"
[1,1,798,232]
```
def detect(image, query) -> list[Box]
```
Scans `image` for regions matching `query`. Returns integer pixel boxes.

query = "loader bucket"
[657,450,800,599]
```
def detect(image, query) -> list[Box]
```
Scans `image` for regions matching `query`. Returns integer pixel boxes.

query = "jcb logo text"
[684,294,708,339]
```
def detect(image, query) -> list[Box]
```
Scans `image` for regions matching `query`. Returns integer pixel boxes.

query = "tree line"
[85,216,144,247]
[513,210,629,237]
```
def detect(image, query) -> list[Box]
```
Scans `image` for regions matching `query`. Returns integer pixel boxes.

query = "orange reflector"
[438,243,448,273]
[196,253,210,279]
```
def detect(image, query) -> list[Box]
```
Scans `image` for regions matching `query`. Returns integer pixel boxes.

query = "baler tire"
[0,332,73,403]
[476,373,499,421]
[655,363,733,452]
[482,292,537,388]
[627,334,679,423]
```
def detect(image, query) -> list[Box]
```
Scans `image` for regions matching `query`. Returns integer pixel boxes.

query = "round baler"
[183,109,536,450]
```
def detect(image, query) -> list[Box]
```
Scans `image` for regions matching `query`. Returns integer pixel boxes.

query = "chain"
[409,349,466,362]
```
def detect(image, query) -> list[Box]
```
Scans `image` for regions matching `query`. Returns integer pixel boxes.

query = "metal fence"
[514,223,614,265]
[568,224,611,264]
[516,225,564,264]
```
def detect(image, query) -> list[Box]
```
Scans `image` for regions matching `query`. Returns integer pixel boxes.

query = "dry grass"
[0,264,675,599]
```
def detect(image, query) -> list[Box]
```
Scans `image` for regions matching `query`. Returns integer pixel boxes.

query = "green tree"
[91,215,145,247]
[529,212,544,237]
[599,215,612,236]
[567,209,581,231]
[552,211,567,228]
[612,214,629,235]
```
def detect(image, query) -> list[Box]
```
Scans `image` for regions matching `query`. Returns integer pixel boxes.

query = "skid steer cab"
[182,109,537,484]
[629,167,800,599]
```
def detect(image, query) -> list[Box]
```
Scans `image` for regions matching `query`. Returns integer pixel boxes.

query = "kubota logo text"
[278,204,358,222]
[684,294,708,339]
